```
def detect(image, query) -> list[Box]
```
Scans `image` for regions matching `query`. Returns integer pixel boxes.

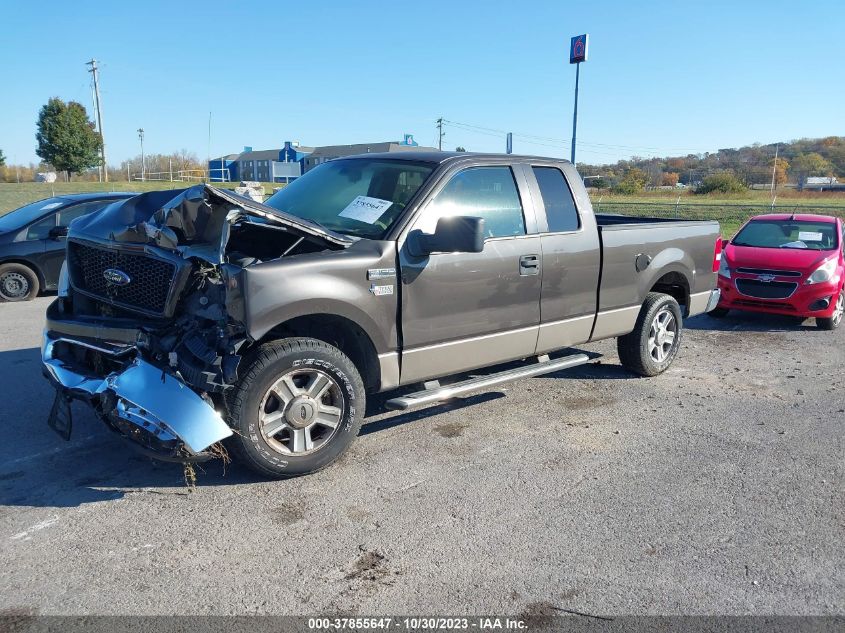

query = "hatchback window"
[532,166,580,232]
[732,220,839,251]
[419,166,525,238]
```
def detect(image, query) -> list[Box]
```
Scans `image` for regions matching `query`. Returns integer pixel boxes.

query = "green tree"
[790,152,833,186]
[0,148,5,166]
[612,167,648,194]
[455,146,466,152]
[35,97,102,180]
[694,172,746,194]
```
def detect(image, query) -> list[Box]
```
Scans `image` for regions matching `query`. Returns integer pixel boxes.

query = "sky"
[1,0,843,167]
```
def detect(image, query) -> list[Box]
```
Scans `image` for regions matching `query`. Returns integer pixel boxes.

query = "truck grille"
[67,241,176,315]
[735,279,797,300]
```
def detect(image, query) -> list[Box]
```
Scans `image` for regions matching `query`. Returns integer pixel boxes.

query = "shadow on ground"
[686,311,815,333]
[0,346,511,508]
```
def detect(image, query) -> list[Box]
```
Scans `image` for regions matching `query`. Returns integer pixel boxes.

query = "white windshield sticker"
[798,231,823,242]
[40,202,62,210]
[338,196,393,224]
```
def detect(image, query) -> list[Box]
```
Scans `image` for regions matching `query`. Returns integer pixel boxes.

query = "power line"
[441,119,707,155]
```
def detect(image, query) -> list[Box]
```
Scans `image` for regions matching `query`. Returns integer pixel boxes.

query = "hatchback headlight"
[805,258,837,285]
[718,257,731,279]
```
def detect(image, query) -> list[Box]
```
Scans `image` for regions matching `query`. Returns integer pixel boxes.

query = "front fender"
[240,241,399,353]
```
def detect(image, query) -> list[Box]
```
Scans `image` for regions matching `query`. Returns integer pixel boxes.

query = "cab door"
[521,162,601,353]
[398,164,542,384]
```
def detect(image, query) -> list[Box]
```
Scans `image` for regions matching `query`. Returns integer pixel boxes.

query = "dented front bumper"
[42,328,233,460]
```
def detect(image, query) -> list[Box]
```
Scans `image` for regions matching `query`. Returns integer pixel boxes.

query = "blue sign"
[402,134,418,146]
[570,34,588,64]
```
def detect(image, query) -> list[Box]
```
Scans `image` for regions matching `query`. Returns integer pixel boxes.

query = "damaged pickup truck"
[42,152,722,477]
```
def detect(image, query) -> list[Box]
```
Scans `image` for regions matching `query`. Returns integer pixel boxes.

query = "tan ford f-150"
[42,152,721,477]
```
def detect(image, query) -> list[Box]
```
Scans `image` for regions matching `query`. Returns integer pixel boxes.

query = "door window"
[26,215,56,240]
[532,167,580,232]
[57,200,113,227]
[419,166,525,238]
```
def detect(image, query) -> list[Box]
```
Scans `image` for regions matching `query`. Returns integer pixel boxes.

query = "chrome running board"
[385,352,595,411]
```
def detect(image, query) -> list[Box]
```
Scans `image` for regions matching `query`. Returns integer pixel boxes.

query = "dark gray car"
[41,153,721,477]
[0,192,134,301]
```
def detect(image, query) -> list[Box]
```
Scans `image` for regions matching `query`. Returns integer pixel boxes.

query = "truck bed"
[594,213,720,318]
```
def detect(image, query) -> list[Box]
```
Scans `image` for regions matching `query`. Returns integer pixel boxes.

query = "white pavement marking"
[10,516,60,541]
[5,433,99,466]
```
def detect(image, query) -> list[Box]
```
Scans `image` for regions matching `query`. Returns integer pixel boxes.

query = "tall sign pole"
[569,34,589,165]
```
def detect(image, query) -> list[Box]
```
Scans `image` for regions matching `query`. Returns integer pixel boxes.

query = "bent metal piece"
[42,334,232,455]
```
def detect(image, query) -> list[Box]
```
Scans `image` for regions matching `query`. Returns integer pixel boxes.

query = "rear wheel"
[816,292,843,331]
[0,263,40,301]
[708,307,730,318]
[226,337,365,478]
[617,292,683,377]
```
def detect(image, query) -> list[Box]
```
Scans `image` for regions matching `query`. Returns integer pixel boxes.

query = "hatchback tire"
[225,337,365,478]
[617,292,683,377]
[816,291,843,331]
[0,263,40,302]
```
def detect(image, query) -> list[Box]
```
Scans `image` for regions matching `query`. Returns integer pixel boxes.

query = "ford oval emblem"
[103,268,131,286]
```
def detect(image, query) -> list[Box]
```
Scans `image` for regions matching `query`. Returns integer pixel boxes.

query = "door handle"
[519,254,540,276]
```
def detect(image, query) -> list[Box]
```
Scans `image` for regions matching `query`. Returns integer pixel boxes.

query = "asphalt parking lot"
[0,296,842,616]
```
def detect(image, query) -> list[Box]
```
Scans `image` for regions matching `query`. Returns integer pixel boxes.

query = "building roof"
[237,149,282,161]
[308,142,438,158]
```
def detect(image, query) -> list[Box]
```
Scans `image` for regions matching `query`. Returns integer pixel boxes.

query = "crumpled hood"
[70,184,352,262]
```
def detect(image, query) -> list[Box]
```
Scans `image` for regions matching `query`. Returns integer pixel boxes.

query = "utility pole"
[86,59,108,182]
[770,144,779,195]
[436,118,444,151]
[137,128,145,181]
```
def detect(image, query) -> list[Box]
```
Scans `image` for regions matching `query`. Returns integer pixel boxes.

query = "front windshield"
[264,159,435,239]
[732,219,839,251]
[0,197,65,233]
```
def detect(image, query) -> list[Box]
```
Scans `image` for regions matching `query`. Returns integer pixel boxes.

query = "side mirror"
[408,216,485,257]
[49,225,69,240]
[720,238,729,250]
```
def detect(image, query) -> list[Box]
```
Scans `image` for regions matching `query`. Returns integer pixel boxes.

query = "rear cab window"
[418,166,526,238]
[532,166,580,232]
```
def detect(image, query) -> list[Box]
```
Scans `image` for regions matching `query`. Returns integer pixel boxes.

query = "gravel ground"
[0,297,842,616]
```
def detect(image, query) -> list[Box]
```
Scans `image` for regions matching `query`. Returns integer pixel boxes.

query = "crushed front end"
[41,184,349,461]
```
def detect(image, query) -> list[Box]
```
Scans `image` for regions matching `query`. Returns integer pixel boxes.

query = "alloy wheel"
[833,293,844,327]
[258,368,344,456]
[648,307,677,363]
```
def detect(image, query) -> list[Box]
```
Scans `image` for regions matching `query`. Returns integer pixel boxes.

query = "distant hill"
[578,136,845,189]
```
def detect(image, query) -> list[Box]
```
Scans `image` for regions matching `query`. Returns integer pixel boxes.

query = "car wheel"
[708,307,730,318]
[816,292,843,331]
[617,292,683,377]
[225,337,365,478]
[0,263,40,302]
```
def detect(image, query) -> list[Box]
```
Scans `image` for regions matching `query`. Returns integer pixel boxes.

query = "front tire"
[226,337,365,478]
[617,292,683,377]
[816,292,843,331]
[0,263,40,301]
